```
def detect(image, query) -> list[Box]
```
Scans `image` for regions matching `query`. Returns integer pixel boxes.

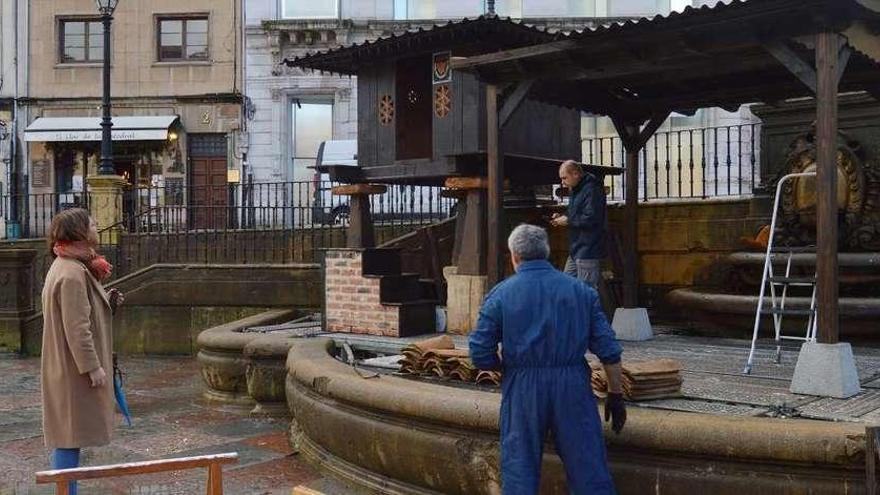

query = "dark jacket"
[567,172,607,260]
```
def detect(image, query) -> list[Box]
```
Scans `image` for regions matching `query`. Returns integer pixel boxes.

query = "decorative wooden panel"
[379,94,394,126]
[434,85,452,118]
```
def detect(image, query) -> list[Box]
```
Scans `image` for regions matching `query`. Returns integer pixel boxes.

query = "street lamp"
[96,0,119,175]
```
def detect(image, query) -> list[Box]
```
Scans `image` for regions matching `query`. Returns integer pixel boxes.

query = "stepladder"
[743,172,818,374]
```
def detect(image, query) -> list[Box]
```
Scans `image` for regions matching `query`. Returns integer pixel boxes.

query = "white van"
[311,140,452,225]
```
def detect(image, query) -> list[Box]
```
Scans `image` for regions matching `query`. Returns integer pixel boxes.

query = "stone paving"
[0,355,355,495]
[5,331,880,493]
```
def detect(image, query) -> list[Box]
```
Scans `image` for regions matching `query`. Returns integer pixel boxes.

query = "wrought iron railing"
[1,181,454,241]
[582,123,761,202]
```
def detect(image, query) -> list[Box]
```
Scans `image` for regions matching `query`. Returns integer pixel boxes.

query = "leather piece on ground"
[623,359,682,376]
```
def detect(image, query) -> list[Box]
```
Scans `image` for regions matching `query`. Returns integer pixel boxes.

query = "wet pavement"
[0,355,351,495]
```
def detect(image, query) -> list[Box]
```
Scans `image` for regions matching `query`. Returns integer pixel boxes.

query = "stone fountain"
[668,95,880,338]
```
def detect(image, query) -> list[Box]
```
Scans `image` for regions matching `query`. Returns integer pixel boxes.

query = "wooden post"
[623,137,639,308]
[486,84,503,286]
[331,184,387,249]
[868,426,880,495]
[207,463,223,495]
[349,195,374,248]
[815,32,840,344]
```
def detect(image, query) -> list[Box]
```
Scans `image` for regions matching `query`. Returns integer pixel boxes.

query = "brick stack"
[324,248,437,337]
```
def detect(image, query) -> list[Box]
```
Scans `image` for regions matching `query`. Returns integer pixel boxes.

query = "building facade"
[16,0,243,234]
[1,0,20,209]
[243,0,672,185]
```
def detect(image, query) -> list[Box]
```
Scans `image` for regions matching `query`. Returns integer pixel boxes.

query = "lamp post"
[96,0,119,175]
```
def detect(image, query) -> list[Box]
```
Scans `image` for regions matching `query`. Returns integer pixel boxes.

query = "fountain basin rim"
[287,338,866,467]
[667,289,880,317]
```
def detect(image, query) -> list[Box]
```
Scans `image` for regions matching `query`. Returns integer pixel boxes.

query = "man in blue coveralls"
[550,160,607,289]
[469,224,626,494]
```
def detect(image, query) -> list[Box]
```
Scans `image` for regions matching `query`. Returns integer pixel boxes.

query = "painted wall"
[28,0,240,99]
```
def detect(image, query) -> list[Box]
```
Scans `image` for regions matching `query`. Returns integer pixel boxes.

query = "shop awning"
[24,116,179,142]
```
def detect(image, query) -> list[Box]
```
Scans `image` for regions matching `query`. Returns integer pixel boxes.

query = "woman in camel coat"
[41,208,121,493]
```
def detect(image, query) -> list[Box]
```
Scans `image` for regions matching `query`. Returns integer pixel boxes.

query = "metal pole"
[98,13,114,175]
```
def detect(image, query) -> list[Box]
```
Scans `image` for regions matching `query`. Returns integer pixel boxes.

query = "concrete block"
[612,307,654,341]
[790,342,860,399]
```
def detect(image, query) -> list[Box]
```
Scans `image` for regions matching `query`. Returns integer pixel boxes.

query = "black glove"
[604,392,627,434]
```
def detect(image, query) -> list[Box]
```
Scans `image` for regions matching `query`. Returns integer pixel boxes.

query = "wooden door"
[395,56,433,160]
[189,134,229,230]
[191,157,228,229]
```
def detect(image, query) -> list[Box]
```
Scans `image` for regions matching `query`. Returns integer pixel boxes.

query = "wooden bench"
[35,452,238,495]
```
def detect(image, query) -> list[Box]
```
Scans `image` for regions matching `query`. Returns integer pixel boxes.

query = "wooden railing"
[380,217,456,304]
[35,452,238,495]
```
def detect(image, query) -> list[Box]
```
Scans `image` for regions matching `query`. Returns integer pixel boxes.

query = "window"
[393,1,482,20]
[291,101,333,182]
[157,17,208,61]
[60,19,104,63]
[283,0,338,19]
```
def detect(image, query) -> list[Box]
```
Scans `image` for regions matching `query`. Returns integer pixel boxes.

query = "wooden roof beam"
[451,40,580,71]
[498,79,535,128]
[764,41,818,92]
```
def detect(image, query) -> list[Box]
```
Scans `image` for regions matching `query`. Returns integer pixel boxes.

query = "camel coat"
[41,256,114,449]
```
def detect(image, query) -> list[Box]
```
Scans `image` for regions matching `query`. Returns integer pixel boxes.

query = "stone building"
[0,0,22,236]
[16,0,243,233]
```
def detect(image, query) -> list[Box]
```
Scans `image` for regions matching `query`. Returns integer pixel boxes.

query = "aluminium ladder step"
[767,276,816,285]
[760,307,814,316]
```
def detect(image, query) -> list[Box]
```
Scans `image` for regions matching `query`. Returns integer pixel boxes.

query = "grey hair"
[507,224,550,260]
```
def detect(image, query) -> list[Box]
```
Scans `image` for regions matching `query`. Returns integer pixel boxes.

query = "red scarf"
[53,240,113,282]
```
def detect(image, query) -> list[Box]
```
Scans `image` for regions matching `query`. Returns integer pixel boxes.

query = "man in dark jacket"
[550,159,607,289]
[469,224,626,495]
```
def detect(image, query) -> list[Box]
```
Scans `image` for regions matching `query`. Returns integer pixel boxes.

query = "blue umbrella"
[112,355,132,426]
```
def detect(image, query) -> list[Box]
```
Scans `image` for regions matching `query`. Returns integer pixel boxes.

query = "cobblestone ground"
[0,355,346,495]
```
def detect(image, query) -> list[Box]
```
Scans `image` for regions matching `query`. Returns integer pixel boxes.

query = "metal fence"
[582,123,761,202]
[105,180,454,275]
[1,181,453,241]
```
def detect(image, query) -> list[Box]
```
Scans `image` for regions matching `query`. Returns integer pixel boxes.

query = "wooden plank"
[461,73,481,155]
[377,64,396,166]
[458,189,487,275]
[623,143,640,308]
[358,67,378,167]
[837,45,852,86]
[764,41,817,93]
[815,32,841,344]
[35,453,239,483]
[451,196,468,266]
[347,195,375,248]
[867,426,879,495]
[207,463,222,495]
[498,80,535,128]
[451,40,580,71]
[486,84,503,286]
[433,81,454,161]
[293,486,326,495]
[445,177,488,190]
[453,71,464,155]
[331,184,387,196]
[423,228,446,304]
